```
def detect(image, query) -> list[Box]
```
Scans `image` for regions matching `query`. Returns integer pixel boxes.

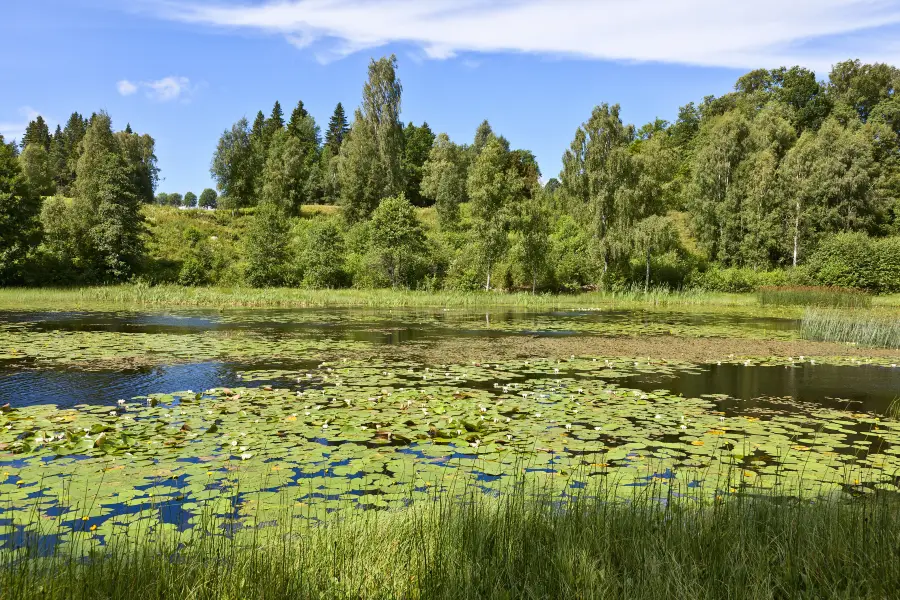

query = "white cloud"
[116,76,197,102]
[117,79,139,96]
[0,107,43,143]
[149,0,900,71]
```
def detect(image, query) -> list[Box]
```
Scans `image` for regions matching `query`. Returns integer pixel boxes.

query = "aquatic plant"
[801,309,900,349]
[758,286,872,308]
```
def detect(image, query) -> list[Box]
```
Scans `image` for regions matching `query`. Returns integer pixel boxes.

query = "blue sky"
[4,0,900,194]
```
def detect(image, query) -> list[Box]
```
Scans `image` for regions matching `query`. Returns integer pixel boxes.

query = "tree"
[211,118,255,210]
[168,192,184,207]
[0,135,41,283]
[262,130,311,214]
[199,188,218,208]
[287,100,309,139]
[300,220,346,288]
[156,192,170,205]
[473,120,494,154]
[632,215,679,292]
[421,133,468,230]
[184,191,198,207]
[325,102,349,151]
[56,113,87,194]
[21,116,51,151]
[266,101,285,136]
[74,114,146,281]
[467,137,523,290]
[511,190,550,293]
[369,194,426,287]
[116,129,159,203]
[339,55,404,222]
[19,143,56,197]
[561,103,636,285]
[401,122,435,206]
[244,201,289,287]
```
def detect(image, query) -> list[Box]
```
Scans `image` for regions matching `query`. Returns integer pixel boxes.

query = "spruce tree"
[325,102,349,151]
[287,100,309,138]
[21,116,51,151]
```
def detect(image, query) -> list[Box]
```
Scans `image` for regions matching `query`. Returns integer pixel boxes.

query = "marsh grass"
[758,286,873,308]
[3,477,900,600]
[0,284,756,311]
[801,308,900,349]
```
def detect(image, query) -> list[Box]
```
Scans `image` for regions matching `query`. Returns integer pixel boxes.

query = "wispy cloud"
[147,0,900,71]
[116,76,198,102]
[0,106,43,143]
[117,79,139,96]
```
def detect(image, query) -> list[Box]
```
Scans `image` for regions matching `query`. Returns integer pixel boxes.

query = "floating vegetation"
[758,286,873,308]
[802,309,900,349]
[3,357,900,552]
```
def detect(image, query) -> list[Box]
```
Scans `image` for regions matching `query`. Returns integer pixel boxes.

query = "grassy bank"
[3,486,898,600]
[801,308,900,349]
[0,284,761,311]
[758,285,873,308]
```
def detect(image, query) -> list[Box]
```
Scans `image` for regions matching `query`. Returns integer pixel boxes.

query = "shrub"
[807,233,900,293]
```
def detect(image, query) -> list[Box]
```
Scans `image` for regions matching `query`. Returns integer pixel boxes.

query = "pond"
[0,307,897,551]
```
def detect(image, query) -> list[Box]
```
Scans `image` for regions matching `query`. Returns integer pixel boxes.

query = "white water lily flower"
[239,446,247,452]
[117,399,126,406]
[231,441,237,447]
[322,423,329,429]
[680,424,687,430]
[505,417,511,423]
[507,435,512,440]
[240,452,252,460]
[535,413,542,418]
[565,424,572,430]
[654,414,661,419]
[594,426,602,431]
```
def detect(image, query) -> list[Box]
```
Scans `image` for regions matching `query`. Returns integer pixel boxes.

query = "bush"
[807,233,900,293]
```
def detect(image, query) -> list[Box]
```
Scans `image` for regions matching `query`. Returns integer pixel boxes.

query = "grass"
[2,480,899,600]
[758,286,873,308]
[0,284,762,312]
[801,308,900,349]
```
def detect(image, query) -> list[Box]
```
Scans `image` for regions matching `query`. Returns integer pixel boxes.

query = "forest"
[1,56,899,293]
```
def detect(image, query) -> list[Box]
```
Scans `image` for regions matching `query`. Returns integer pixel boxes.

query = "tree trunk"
[485,266,491,291]
[532,273,536,295]
[792,201,800,267]
[645,248,651,294]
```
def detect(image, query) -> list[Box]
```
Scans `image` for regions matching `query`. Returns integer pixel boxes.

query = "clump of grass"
[758,285,872,308]
[801,308,900,348]
[3,482,900,599]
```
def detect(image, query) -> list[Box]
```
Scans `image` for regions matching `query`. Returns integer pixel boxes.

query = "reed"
[758,285,872,308]
[801,308,900,348]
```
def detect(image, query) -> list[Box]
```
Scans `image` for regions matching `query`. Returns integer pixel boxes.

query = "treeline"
[0,112,157,283]
[1,56,899,291]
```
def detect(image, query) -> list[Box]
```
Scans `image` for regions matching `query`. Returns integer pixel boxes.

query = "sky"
[4,0,900,194]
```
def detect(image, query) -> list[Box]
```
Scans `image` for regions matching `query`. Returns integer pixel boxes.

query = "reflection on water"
[624,363,900,414]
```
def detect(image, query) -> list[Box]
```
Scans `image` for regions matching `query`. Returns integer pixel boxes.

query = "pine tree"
[325,102,349,151]
[473,120,494,154]
[401,122,435,206]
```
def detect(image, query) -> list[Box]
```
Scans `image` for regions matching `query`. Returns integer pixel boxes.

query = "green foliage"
[177,227,215,285]
[244,202,290,287]
[401,121,435,206]
[369,194,426,287]
[421,133,467,230]
[340,56,404,223]
[183,191,197,208]
[807,232,900,293]
[18,143,55,197]
[324,102,349,152]
[211,117,255,209]
[199,188,217,209]
[0,136,41,284]
[295,219,347,288]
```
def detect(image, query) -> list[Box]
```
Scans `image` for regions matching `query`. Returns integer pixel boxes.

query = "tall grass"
[3,482,899,599]
[801,308,900,349]
[758,285,873,308]
[0,284,756,311]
